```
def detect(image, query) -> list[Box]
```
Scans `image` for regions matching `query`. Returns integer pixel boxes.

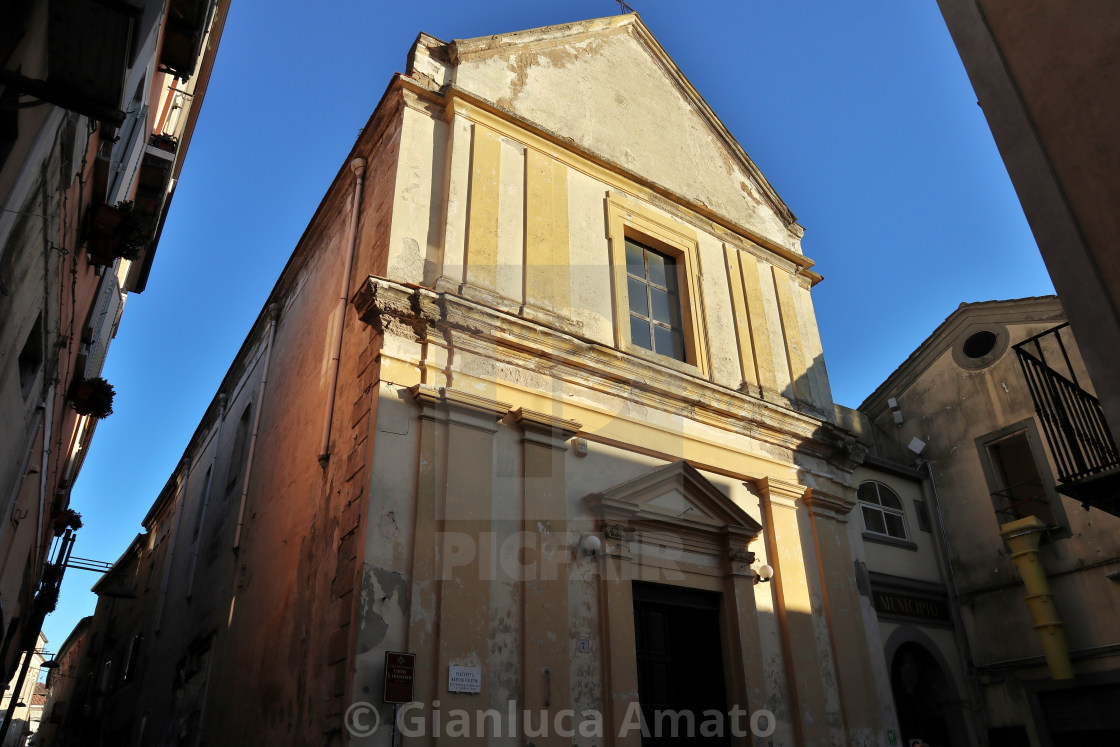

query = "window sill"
[623,341,703,380]
[862,531,918,551]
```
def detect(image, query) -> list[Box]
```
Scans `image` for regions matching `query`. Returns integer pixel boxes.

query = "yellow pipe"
[999,516,1074,680]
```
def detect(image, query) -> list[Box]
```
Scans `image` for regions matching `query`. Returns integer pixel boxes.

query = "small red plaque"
[383,651,416,704]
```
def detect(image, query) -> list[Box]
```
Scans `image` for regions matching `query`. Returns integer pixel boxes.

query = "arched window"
[858,481,908,540]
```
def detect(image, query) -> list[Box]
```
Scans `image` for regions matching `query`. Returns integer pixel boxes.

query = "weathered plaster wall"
[445,17,799,255]
[863,298,1120,736]
[384,72,833,418]
[852,466,941,584]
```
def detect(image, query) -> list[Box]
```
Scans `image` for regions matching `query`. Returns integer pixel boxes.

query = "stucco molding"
[390,73,822,285]
[860,296,1063,415]
[587,461,764,568]
[353,279,440,340]
[803,487,856,521]
[408,384,510,433]
[512,408,582,450]
[756,476,808,511]
[357,278,837,467]
[819,422,869,473]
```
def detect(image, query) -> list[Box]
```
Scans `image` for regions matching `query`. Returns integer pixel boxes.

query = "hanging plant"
[52,508,83,535]
[113,200,148,261]
[68,376,115,418]
[85,200,148,265]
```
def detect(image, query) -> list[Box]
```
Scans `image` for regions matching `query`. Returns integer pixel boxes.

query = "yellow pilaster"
[515,409,581,747]
[465,124,501,293]
[758,477,837,746]
[524,149,569,312]
[723,246,760,392]
[771,266,809,403]
[409,386,511,745]
[739,253,778,393]
[805,488,884,741]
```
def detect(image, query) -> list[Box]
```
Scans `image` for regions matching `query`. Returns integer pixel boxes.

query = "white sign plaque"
[448,665,482,693]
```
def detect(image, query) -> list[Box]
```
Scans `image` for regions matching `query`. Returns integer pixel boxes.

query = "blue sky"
[42,0,1053,648]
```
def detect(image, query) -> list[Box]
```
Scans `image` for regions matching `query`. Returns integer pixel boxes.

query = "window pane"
[857,483,880,506]
[649,287,673,324]
[862,506,886,535]
[630,317,652,350]
[647,250,668,287]
[878,485,903,510]
[884,512,907,539]
[653,325,685,361]
[627,277,648,316]
[625,240,645,276]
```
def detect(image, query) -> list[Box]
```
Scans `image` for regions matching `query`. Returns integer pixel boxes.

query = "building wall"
[344,18,886,747]
[863,297,1120,745]
[0,0,229,685]
[35,617,90,747]
[936,0,1120,439]
[57,15,904,747]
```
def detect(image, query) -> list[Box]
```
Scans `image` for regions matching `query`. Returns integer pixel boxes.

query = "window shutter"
[107,103,149,205]
[84,275,124,378]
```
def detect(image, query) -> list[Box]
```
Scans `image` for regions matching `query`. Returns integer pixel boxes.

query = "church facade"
[54,16,902,746]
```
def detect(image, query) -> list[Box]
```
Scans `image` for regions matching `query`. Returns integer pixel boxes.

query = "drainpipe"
[155,456,191,634]
[186,393,227,598]
[318,157,367,467]
[233,303,280,551]
[918,460,978,670]
[34,394,54,580]
[999,515,1074,680]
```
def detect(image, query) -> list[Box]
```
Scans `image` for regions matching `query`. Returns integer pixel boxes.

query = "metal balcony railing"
[1013,323,1120,483]
[991,478,1050,522]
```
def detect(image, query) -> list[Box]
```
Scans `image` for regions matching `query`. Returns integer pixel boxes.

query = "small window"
[625,239,686,361]
[193,466,211,539]
[226,404,252,492]
[123,635,142,682]
[952,324,1008,370]
[18,314,44,399]
[858,481,908,540]
[913,499,931,533]
[962,330,997,359]
[985,430,1056,525]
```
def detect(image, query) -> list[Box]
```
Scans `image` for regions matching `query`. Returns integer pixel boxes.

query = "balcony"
[0,0,145,127]
[1014,323,1120,517]
[159,0,215,80]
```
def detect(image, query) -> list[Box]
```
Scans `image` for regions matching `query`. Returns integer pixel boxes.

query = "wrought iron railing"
[991,478,1050,522]
[1013,323,1120,483]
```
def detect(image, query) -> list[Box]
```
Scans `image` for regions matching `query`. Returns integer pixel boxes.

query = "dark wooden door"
[633,583,729,745]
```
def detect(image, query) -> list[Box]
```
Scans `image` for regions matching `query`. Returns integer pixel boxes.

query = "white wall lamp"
[578,534,602,557]
[754,563,774,585]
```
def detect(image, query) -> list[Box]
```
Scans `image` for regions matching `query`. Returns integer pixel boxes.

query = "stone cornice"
[756,476,807,510]
[358,277,837,464]
[802,488,856,521]
[860,296,1063,415]
[513,408,582,449]
[408,384,510,432]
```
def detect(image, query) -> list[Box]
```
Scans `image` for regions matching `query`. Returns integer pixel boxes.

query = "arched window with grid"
[859,481,908,540]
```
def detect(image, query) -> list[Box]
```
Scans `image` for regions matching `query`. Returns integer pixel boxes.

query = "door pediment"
[586,460,763,555]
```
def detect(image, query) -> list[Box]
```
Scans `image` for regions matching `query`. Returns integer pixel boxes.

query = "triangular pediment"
[586,460,763,542]
[416,15,798,251]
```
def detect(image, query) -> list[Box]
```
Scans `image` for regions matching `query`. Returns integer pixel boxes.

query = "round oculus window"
[962,330,998,359]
